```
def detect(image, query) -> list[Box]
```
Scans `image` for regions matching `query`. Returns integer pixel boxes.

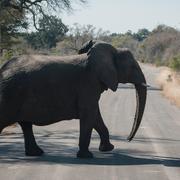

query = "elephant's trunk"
[127,83,147,141]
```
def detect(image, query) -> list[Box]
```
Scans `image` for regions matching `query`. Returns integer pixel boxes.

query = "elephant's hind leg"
[0,126,3,134]
[19,122,44,156]
[0,123,5,134]
[94,108,114,152]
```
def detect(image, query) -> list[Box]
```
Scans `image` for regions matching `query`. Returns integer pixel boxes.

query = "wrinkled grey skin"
[79,40,147,141]
[0,41,147,158]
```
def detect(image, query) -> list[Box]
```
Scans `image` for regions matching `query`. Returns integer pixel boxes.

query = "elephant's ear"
[87,43,118,91]
[78,40,94,54]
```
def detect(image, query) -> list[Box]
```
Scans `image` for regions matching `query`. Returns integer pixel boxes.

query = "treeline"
[0,0,86,59]
[54,24,180,71]
[0,1,180,71]
[111,25,180,71]
[1,23,180,71]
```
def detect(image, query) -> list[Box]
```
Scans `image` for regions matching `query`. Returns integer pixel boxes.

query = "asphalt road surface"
[0,64,180,180]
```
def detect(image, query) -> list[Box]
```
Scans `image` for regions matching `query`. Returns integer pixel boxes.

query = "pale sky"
[60,0,180,33]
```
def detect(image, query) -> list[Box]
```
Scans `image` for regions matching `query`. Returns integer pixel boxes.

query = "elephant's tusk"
[141,83,150,87]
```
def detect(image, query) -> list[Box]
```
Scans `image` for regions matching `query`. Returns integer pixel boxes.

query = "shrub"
[169,56,180,71]
[0,50,14,64]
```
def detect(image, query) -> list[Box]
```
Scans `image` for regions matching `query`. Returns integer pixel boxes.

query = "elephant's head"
[79,40,147,141]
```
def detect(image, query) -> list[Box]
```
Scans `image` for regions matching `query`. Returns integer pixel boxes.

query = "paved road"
[0,64,180,180]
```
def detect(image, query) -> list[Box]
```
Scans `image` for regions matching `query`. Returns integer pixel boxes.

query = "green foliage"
[169,56,180,71]
[25,16,68,49]
[0,0,86,52]
[152,24,177,33]
[1,18,180,75]
[133,28,150,41]
[138,25,180,66]
[0,3,27,51]
[0,50,13,63]
[4,50,13,60]
[0,36,29,63]
[0,0,86,30]
[111,34,139,58]
[155,58,164,67]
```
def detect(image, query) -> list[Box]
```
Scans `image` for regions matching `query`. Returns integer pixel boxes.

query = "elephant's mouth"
[127,83,147,141]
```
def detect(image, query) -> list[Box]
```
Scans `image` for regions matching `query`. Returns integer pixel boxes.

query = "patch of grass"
[169,56,180,71]
[0,50,14,64]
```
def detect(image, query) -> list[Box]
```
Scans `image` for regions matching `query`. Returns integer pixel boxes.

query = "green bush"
[169,56,180,71]
[0,50,14,64]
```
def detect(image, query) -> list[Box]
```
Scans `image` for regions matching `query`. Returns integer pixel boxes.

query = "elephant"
[0,41,147,158]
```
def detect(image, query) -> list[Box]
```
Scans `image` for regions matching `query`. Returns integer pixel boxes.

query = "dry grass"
[157,67,180,107]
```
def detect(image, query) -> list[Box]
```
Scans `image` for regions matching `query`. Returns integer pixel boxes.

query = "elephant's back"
[0,54,85,124]
[0,54,87,80]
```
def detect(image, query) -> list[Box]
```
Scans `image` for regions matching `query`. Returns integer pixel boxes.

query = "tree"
[133,28,150,41]
[0,0,87,52]
[152,24,177,33]
[0,0,86,30]
[111,33,139,57]
[0,2,27,53]
[67,23,95,51]
[57,23,111,55]
[26,15,68,49]
[137,25,180,65]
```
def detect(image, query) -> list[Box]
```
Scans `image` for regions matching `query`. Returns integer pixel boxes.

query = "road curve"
[0,64,180,180]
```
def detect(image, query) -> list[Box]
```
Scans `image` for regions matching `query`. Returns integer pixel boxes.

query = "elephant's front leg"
[94,108,114,152]
[77,108,97,158]
[19,122,44,156]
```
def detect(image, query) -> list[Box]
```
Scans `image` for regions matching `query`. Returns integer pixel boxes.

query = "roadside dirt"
[156,67,180,107]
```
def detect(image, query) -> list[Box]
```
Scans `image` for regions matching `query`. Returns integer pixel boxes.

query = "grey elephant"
[0,41,147,158]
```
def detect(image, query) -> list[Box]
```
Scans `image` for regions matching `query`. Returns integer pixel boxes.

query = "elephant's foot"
[25,145,44,156]
[77,150,93,158]
[99,142,114,152]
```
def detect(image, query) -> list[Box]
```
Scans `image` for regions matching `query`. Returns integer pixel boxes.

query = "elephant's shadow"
[0,130,180,167]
